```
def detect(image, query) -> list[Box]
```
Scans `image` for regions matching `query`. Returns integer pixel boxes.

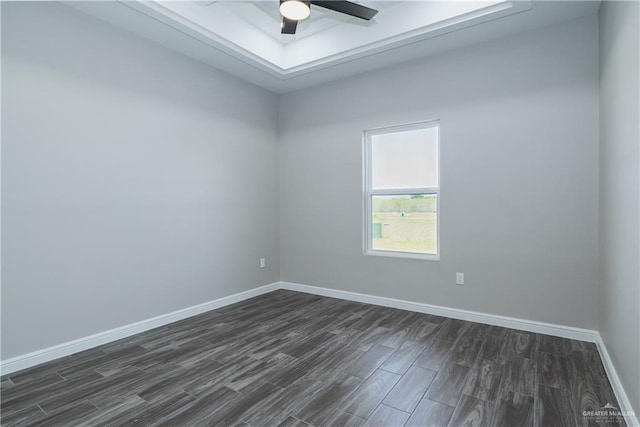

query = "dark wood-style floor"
[1,290,624,426]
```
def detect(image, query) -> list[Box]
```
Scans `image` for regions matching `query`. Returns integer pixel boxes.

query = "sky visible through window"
[371,126,438,189]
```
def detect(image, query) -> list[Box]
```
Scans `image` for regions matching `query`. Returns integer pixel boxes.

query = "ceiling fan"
[279,0,378,34]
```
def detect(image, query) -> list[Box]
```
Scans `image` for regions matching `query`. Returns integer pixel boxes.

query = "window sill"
[364,250,440,261]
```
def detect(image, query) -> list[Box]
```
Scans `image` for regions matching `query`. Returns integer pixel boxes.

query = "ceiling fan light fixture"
[279,0,310,21]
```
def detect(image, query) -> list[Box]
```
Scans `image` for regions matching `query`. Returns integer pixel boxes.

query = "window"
[363,121,440,259]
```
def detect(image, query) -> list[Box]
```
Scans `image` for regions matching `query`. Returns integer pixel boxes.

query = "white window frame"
[363,120,440,260]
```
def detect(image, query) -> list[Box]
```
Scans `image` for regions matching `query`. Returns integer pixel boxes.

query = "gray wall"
[279,16,600,329]
[1,2,280,359]
[599,1,640,414]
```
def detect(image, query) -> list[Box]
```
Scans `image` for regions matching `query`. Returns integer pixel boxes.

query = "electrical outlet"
[456,272,464,285]
[260,258,266,269]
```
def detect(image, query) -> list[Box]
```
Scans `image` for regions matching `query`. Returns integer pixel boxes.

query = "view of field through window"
[371,194,437,254]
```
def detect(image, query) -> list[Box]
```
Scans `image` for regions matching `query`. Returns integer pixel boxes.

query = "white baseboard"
[278,281,598,342]
[0,282,280,376]
[595,335,640,427]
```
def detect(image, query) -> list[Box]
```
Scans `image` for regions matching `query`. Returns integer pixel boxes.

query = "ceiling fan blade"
[310,1,378,20]
[281,17,298,34]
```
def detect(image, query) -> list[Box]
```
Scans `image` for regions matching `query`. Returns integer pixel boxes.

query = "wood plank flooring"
[0,290,625,426]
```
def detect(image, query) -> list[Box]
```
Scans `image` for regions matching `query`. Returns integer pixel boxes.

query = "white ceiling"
[68,0,600,93]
